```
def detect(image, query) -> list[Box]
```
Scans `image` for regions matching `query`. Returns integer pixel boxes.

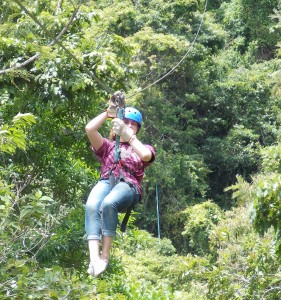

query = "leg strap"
[120,206,132,233]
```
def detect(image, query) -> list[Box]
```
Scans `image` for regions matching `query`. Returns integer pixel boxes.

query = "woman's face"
[123,118,139,134]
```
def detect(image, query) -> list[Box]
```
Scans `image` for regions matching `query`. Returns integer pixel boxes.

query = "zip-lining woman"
[85,91,156,277]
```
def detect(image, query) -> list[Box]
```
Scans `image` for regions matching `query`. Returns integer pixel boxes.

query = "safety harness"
[109,91,136,232]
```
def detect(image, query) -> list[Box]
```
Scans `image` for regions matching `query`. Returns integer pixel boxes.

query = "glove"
[106,91,125,118]
[106,97,117,118]
[111,118,134,142]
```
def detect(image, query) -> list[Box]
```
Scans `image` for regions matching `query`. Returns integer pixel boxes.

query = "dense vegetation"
[1,0,281,298]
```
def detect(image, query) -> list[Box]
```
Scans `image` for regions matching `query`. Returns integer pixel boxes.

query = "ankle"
[90,256,100,263]
[100,257,109,263]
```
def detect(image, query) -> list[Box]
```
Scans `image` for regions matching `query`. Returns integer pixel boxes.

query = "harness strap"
[107,159,135,179]
[107,163,138,233]
[120,206,132,233]
[107,154,137,232]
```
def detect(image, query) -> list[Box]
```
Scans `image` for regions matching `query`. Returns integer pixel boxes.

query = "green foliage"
[118,228,210,299]
[240,0,281,56]
[138,148,210,247]
[36,203,87,270]
[261,144,281,173]
[208,206,281,300]
[0,113,36,153]
[0,114,86,299]
[226,134,281,255]
[227,172,281,255]
[121,229,176,256]
[181,201,223,256]
[218,0,281,58]
[1,0,281,298]
[200,56,280,205]
[0,263,96,299]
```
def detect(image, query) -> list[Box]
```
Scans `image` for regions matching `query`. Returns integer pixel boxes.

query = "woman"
[85,92,155,277]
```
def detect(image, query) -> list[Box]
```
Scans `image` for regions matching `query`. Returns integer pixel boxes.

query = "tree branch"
[56,0,64,15]
[0,3,80,75]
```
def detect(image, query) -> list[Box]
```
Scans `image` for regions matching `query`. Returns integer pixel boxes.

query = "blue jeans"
[85,179,139,240]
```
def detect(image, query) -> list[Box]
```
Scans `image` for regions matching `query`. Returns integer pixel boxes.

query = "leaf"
[40,196,54,202]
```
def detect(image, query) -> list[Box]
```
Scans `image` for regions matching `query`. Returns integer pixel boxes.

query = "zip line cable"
[10,0,208,98]
[127,0,208,99]
[12,0,112,94]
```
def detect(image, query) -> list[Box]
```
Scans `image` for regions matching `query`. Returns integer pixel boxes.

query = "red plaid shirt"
[92,138,155,197]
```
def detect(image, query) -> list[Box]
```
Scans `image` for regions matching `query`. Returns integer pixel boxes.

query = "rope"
[127,0,209,99]
[156,183,160,239]
[10,0,208,98]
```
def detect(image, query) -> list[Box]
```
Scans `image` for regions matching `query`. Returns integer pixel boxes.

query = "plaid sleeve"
[143,144,156,167]
[91,138,112,162]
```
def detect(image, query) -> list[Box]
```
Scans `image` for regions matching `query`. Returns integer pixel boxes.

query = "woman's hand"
[106,91,125,118]
[111,118,134,142]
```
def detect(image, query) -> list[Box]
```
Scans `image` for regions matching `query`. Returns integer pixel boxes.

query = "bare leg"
[88,239,100,262]
[89,236,112,277]
[101,236,113,262]
[87,237,112,276]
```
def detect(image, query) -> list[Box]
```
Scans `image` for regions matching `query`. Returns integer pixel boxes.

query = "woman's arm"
[111,118,153,162]
[85,111,108,151]
[129,135,153,162]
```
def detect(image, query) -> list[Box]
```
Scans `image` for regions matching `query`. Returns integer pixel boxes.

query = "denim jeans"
[85,179,139,240]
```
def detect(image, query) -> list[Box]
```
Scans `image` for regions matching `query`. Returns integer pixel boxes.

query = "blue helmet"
[124,107,142,128]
